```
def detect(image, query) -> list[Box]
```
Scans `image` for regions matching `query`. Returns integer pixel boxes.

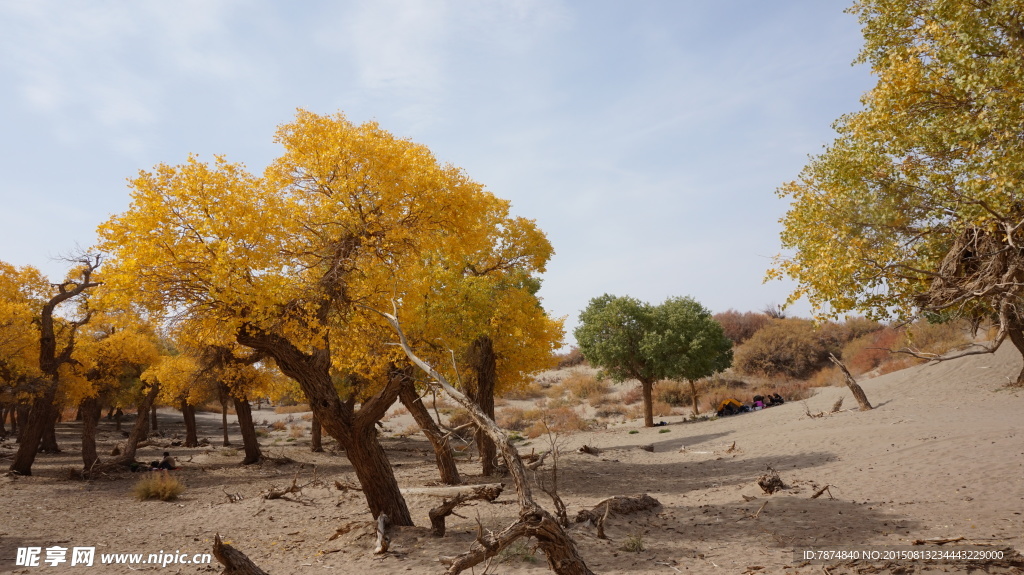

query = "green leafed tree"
[574,295,733,426]
[770,1,1024,385]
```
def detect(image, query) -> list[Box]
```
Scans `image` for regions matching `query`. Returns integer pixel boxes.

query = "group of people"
[716,393,785,417]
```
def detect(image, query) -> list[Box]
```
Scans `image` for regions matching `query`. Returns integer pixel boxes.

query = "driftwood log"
[375,306,595,575]
[213,534,269,575]
[426,484,505,536]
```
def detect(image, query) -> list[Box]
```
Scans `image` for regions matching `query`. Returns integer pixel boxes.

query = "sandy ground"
[1,345,1023,574]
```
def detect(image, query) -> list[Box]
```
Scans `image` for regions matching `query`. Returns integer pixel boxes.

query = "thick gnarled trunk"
[237,326,413,525]
[466,337,497,475]
[9,384,58,475]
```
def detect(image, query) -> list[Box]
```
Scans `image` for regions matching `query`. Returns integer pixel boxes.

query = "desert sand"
[2,344,1023,574]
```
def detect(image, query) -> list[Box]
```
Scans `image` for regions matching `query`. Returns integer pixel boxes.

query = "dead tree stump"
[829,354,873,411]
[213,534,269,575]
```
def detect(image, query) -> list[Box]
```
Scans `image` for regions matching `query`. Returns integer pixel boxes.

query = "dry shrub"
[502,381,546,400]
[713,310,770,345]
[274,404,311,414]
[562,371,609,399]
[878,356,920,375]
[554,347,586,369]
[807,366,842,387]
[841,327,903,374]
[626,400,673,421]
[270,421,287,431]
[621,386,643,405]
[655,380,692,407]
[446,408,474,429]
[770,380,817,402]
[133,472,185,501]
[903,319,971,356]
[288,425,305,438]
[595,404,627,419]
[734,319,829,379]
[523,407,591,438]
[497,407,531,431]
[588,392,616,408]
[400,422,421,435]
[545,396,575,410]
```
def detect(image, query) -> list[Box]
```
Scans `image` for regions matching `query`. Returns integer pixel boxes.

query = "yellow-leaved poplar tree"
[98,110,561,523]
[770,1,1024,384]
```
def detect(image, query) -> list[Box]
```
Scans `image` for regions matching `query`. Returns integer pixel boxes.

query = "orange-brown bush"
[621,386,643,405]
[501,381,546,400]
[523,406,591,438]
[274,404,311,414]
[902,319,971,356]
[655,380,693,407]
[626,400,673,421]
[270,421,287,431]
[497,407,532,431]
[713,310,770,345]
[554,346,586,369]
[561,371,609,400]
[734,319,829,379]
[841,327,903,374]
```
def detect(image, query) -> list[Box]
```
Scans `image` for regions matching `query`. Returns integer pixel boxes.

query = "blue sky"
[0,1,872,342]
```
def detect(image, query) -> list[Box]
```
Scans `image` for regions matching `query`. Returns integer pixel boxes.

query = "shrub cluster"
[713,310,770,345]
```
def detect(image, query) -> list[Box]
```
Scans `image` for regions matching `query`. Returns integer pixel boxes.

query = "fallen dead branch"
[373,305,594,575]
[574,494,661,524]
[428,484,504,536]
[757,466,786,495]
[212,534,269,575]
[810,484,834,500]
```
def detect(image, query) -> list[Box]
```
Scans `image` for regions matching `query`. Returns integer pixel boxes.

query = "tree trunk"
[9,385,57,475]
[399,376,461,485]
[181,399,198,448]
[641,379,654,427]
[218,385,231,447]
[1007,323,1024,386]
[689,379,699,416]
[39,406,60,453]
[232,394,263,465]
[310,411,323,452]
[114,407,123,431]
[467,337,498,475]
[117,383,159,464]
[237,326,413,526]
[151,404,159,432]
[829,354,873,411]
[81,396,101,470]
[0,404,7,437]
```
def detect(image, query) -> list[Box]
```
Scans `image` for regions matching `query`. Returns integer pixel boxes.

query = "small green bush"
[621,532,645,553]
[133,472,185,501]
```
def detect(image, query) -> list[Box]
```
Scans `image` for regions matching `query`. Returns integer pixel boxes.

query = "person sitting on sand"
[155,452,177,470]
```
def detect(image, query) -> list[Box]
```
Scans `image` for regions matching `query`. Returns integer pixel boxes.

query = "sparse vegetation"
[133,472,185,501]
[621,532,645,553]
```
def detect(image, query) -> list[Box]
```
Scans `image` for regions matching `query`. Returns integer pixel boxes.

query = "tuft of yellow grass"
[133,472,185,501]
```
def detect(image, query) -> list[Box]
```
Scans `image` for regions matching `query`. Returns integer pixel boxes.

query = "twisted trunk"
[399,376,461,485]
[466,336,497,475]
[237,325,413,525]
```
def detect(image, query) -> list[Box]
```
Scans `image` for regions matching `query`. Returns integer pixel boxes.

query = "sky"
[0,0,874,344]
